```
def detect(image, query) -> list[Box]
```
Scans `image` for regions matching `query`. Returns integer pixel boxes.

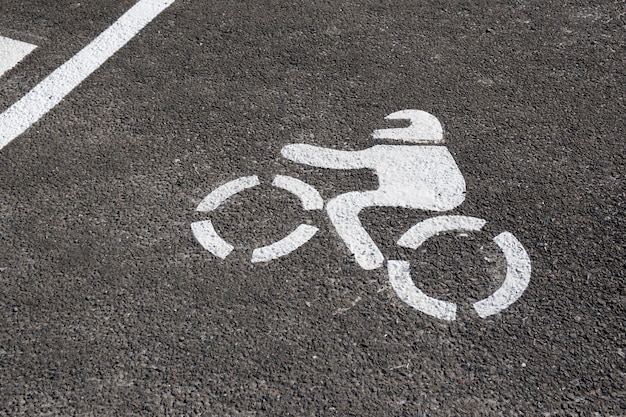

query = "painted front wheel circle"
[389,215,531,320]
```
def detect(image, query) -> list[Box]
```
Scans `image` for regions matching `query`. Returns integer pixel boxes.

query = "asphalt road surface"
[0,1,624,416]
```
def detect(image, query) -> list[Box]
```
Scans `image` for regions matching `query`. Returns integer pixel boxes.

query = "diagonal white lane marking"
[0,36,37,78]
[0,0,175,150]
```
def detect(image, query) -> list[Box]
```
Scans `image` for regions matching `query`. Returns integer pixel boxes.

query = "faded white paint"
[190,220,233,259]
[0,36,37,78]
[251,224,319,263]
[0,0,176,150]
[196,176,260,212]
[273,175,323,210]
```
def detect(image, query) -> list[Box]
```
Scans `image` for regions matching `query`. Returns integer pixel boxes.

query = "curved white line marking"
[473,232,531,318]
[190,220,234,259]
[272,175,323,210]
[251,224,318,263]
[397,215,487,249]
[388,260,457,321]
[196,176,259,212]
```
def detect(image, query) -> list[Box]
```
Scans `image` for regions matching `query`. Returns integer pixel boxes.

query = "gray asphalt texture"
[0,1,624,416]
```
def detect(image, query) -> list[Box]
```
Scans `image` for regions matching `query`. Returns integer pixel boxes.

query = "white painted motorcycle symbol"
[191,110,531,321]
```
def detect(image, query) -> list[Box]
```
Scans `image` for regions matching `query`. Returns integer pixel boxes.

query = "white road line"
[0,36,37,78]
[0,0,175,150]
